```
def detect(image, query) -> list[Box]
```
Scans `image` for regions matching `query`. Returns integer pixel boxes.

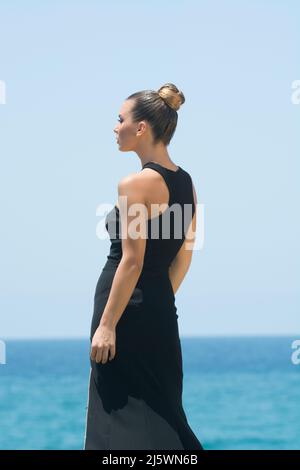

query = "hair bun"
[157,83,185,111]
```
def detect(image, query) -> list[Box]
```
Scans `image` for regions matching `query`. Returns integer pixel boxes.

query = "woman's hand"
[90,323,116,364]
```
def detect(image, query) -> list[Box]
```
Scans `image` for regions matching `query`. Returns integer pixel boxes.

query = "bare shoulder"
[118,169,158,194]
[117,172,148,207]
[139,167,161,177]
[118,171,149,191]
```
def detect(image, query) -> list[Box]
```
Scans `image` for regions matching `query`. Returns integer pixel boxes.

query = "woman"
[84,83,203,450]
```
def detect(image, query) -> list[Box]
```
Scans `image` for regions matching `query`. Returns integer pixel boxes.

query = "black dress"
[84,161,203,450]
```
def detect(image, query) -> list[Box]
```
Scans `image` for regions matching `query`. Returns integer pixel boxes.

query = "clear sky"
[0,0,299,338]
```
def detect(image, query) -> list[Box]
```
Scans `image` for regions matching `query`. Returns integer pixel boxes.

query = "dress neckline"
[142,161,181,173]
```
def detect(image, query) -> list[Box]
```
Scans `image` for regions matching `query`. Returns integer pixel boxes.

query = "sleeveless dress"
[83,161,203,450]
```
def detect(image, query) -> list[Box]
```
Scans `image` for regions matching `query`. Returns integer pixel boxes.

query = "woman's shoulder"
[117,171,149,208]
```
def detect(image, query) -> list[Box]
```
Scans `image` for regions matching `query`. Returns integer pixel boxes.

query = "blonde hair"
[157,83,185,112]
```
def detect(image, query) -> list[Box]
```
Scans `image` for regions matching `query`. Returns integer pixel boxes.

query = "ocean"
[0,336,299,450]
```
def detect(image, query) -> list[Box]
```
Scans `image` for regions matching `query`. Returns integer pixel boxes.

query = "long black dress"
[84,161,203,450]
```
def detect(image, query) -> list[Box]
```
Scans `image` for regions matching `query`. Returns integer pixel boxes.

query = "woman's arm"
[168,248,192,296]
[99,173,147,329]
[91,174,147,364]
[100,256,143,328]
[168,181,197,296]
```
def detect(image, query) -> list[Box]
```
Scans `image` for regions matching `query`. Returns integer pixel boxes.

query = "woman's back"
[105,160,196,275]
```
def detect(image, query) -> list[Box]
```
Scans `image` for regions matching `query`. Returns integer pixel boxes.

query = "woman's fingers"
[92,346,116,363]
[109,344,116,361]
[95,346,111,363]
[95,346,103,363]
[90,344,97,361]
[101,347,110,364]
[90,335,116,363]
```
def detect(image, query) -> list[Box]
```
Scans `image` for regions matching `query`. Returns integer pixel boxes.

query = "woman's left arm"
[90,173,147,364]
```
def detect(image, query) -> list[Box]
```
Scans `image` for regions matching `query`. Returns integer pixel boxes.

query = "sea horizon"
[0,336,299,450]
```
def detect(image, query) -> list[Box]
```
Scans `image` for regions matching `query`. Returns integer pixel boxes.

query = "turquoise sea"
[0,337,299,450]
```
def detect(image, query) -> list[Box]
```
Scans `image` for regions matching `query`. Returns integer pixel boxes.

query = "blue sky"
[0,0,299,338]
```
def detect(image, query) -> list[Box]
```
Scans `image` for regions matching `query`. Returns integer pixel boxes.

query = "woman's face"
[113,99,147,151]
